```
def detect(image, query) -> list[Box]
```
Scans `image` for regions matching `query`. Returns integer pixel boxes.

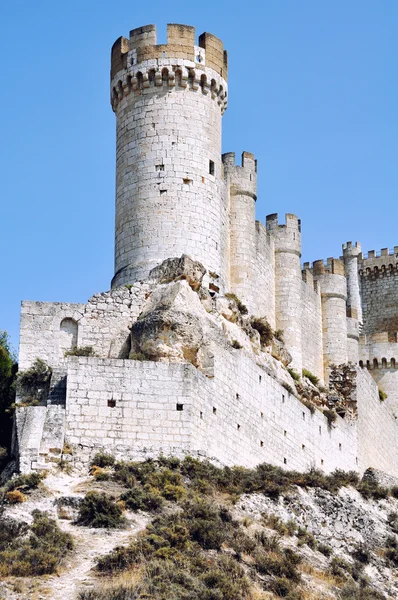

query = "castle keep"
[15,24,398,477]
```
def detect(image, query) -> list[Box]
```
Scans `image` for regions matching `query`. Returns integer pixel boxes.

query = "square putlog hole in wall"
[176,404,184,411]
[108,399,116,408]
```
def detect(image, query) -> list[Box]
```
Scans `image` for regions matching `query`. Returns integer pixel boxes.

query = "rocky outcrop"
[148,254,206,291]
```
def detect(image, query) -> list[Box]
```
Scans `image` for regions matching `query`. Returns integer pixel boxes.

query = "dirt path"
[3,471,148,600]
[44,515,147,600]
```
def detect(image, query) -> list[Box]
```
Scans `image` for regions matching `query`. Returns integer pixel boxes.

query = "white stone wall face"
[64,353,358,474]
[112,59,228,291]
[300,278,324,382]
[356,367,398,477]
[254,222,276,327]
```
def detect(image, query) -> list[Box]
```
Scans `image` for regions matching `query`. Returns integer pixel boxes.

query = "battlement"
[312,258,345,276]
[111,23,228,81]
[222,152,257,200]
[342,241,362,259]
[358,247,398,275]
[266,213,301,232]
[301,265,320,293]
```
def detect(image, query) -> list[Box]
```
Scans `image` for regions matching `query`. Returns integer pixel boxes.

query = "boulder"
[148,255,206,291]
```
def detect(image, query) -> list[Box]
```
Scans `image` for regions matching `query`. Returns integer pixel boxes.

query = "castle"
[14,24,398,478]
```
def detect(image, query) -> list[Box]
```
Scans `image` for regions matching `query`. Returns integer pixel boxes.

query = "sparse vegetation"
[91,451,116,469]
[250,316,273,347]
[129,352,147,361]
[231,339,243,349]
[274,329,284,342]
[15,358,52,405]
[323,408,337,427]
[65,345,95,357]
[302,368,320,386]
[282,382,295,395]
[287,368,300,382]
[0,330,17,466]
[0,511,73,576]
[225,292,248,315]
[76,492,126,528]
[378,388,388,401]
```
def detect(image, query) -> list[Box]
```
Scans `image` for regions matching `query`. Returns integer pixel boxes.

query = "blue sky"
[1,1,397,351]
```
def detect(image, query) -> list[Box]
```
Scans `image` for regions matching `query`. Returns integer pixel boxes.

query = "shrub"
[120,486,164,512]
[231,339,242,349]
[4,471,45,493]
[0,511,73,576]
[302,368,319,386]
[91,451,115,469]
[378,388,388,401]
[6,490,26,504]
[255,530,281,552]
[329,556,352,578]
[274,329,284,342]
[387,511,398,533]
[130,352,147,361]
[250,317,273,346]
[323,409,337,427]
[297,527,317,549]
[287,368,300,382]
[351,543,371,564]
[390,486,398,499]
[318,543,333,557]
[15,358,52,405]
[64,346,95,357]
[225,293,248,315]
[76,492,126,528]
[91,466,111,481]
[357,481,389,501]
[282,382,295,395]
[302,399,316,414]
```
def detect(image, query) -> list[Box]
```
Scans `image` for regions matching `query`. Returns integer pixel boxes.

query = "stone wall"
[19,284,150,371]
[64,351,358,474]
[360,254,398,337]
[356,367,398,477]
[300,271,323,382]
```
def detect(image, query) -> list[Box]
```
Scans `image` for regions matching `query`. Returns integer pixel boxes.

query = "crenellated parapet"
[266,213,301,257]
[359,247,398,276]
[111,24,228,113]
[222,152,257,200]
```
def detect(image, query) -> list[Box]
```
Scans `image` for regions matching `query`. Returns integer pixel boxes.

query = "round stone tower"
[110,24,228,289]
[313,258,348,377]
[267,213,303,372]
[223,151,258,313]
[342,241,363,325]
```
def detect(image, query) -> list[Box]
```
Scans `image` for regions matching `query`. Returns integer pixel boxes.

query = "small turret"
[342,242,363,323]
[267,213,302,371]
[224,152,258,312]
[313,258,348,378]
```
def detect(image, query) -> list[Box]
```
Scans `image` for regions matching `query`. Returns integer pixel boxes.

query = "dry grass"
[300,562,341,587]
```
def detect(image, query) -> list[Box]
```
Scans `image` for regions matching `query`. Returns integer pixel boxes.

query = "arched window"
[60,318,78,356]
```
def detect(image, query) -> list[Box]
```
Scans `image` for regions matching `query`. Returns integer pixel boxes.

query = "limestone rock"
[271,338,292,367]
[131,280,210,368]
[148,255,206,291]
